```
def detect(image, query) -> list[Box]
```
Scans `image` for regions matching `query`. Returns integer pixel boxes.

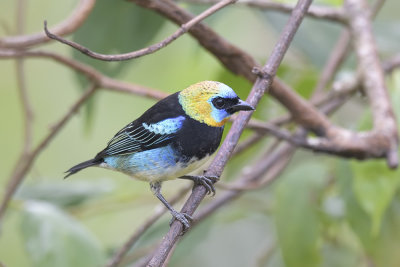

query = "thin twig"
[44,0,238,61]
[146,1,313,266]
[383,53,400,74]
[0,84,98,222]
[0,0,95,48]
[182,0,346,23]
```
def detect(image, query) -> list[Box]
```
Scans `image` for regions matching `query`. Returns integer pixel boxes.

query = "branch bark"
[145,0,313,266]
[345,0,398,167]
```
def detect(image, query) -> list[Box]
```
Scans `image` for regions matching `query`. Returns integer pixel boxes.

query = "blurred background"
[1,0,400,266]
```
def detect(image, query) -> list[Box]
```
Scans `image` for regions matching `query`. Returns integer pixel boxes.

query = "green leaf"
[20,201,104,267]
[338,162,400,265]
[337,161,375,252]
[351,160,400,236]
[274,160,327,267]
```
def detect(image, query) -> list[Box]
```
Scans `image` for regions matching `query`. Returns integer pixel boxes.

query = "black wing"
[95,92,186,159]
[96,122,175,158]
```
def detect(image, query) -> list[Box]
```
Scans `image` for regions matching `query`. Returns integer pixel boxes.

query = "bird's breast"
[101,145,211,182]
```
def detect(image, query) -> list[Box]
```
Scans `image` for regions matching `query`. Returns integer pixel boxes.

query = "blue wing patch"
[142,116,185,135]
[98,116,186,157]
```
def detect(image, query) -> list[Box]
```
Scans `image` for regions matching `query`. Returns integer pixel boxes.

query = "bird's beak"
[228,99,255,113]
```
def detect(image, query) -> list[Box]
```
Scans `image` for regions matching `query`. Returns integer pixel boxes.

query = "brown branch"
[0,0,95,48]
[312,0,386,101]
[345,0,398,167]
[106,185,191,267]
[182,0,347,23]
[146,1,313,266]
[44,0,238,61]
[0,49,168,100]
[0,84,98,222]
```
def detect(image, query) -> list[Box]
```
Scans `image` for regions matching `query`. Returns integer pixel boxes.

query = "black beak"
[227,99,255,113]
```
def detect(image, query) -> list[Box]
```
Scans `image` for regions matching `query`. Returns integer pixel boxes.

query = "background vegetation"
[1,0,400,266]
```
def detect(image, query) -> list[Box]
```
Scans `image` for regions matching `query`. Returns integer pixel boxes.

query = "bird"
[65,81,254,230]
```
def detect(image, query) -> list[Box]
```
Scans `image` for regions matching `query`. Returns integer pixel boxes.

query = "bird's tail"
[64,158,102,179]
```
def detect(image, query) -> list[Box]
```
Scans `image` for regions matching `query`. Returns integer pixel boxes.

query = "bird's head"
[178,81,254,127]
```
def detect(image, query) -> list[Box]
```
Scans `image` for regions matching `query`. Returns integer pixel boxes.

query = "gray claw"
[195,175,218,196]
[179,175,219,196]
[170,210,193,232]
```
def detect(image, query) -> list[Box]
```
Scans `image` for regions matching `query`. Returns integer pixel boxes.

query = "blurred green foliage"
[1,0,400,267]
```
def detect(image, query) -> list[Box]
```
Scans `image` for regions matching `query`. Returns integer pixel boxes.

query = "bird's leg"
[150,181,193,231]
[178,174,219,196]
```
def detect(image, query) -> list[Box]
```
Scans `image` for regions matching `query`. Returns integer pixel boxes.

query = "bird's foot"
[170,210,193,234]
[180,175,219,196]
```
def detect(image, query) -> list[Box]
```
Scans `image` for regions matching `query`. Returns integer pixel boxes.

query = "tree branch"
[0,49,168,100]
[0,0,95,48]
[145,0,313,266]
[345,0,398,167]
[43,0,238,61]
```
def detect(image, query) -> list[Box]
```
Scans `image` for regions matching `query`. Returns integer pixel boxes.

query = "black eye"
[213,97,226,109]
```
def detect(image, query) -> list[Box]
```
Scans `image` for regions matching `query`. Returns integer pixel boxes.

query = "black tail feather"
[64,158,101,179]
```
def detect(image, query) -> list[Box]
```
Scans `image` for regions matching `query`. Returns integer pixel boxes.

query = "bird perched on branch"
[65,81,254,230]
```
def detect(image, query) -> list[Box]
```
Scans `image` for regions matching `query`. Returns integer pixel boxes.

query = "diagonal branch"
[43,0,238,61]
[0,84,98,222]
[145,0,313,266]
[0,49,168,100]
[0,0,95,48]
